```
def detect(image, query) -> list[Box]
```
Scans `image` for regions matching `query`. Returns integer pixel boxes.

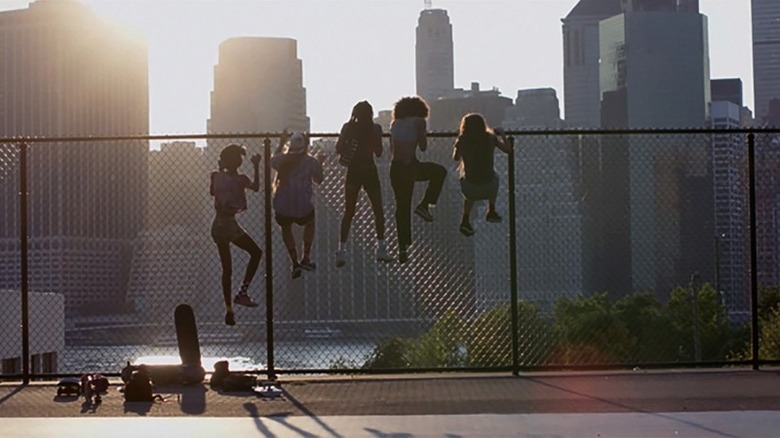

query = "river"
[60,339,376,375]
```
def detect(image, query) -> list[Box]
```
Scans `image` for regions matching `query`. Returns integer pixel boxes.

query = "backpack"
[339,137,359,167]
[123,365,162,402]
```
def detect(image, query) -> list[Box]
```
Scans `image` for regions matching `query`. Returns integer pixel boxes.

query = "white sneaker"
[336,249,347,268]
[376,246,393,262]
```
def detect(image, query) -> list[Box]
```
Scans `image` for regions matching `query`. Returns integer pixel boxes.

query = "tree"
[551,292,633,364]
[614,292,677,363]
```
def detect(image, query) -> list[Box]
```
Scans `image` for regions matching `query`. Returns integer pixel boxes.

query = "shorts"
[460,174,499,201]
[345,164,380,192]
[211,215,248,244]
[275,210,315,227]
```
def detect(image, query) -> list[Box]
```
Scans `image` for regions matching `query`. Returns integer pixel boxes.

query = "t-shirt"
[270,153,324,218]
[336,122,382,167]
[211,171,251,215]
[390,117,426,164]
[453,133,500,183]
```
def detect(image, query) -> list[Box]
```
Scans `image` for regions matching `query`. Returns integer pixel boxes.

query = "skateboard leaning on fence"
[174,303,206,384]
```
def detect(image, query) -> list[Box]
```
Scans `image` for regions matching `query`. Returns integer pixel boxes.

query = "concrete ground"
[2,369,780,436]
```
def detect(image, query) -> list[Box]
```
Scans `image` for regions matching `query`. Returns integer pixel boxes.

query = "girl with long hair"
[452,113,512,236]
[335,100,393,267]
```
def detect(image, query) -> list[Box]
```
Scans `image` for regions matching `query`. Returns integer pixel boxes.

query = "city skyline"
[0,0,754,136]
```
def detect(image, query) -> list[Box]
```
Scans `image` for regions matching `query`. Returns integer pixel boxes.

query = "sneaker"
[224,311,235,326]
[414,204,434,222]
[376,246,393,262]
[459,222,475,237]
[299,259,316,271]
[291,265,302,279]
[398,248,408,264]
[486,211,503,223]
[336,249,347,268]
[234,293,259,308]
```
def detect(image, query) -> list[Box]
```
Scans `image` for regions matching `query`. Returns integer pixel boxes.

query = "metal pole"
[748,132,759,370]
[263,137,275,380]
[508,136,519,375]
[19,142,29,384]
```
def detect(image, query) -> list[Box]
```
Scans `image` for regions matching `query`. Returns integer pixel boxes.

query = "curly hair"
[218,144,246,171]
[392,96,429,120]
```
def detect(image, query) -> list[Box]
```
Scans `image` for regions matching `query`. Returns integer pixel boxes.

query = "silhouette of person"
[210,144,262,326]
[335,100,393,267]
[452,113,512,236]
[389,95,446,263]
[271,131,324,278]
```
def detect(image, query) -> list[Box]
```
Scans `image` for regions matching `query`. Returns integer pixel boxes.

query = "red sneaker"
[234,293,259,308]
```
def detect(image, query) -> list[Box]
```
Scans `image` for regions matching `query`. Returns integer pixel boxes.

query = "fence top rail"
[2,127,779,144]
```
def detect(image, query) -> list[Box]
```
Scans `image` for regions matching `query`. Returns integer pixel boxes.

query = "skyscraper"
[595,7,713,297]
[562,0,623,128]
[752,0,780,124]
[0,0,149,316]
[416,8,454,104]
[208,37,309,137]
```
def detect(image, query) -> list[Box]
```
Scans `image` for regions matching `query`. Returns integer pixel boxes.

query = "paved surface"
[1,369,780,436]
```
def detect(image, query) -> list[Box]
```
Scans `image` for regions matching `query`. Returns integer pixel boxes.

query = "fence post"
[262,137,275,380]
[508,136,519,375]
[748,132,759,370]
[19,142,29,384]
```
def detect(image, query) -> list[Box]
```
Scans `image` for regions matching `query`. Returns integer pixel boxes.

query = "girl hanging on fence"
[452,113,512,237]
[271,131,324,278]
[389,96,446,263]
[210,144,262,326]
[335,100,393,268]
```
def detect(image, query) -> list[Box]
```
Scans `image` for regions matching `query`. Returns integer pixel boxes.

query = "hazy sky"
[1,0,754,134]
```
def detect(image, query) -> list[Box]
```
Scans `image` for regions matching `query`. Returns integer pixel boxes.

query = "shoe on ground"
[224,311,235,326]
[291,265,302,279]
[336,249,347,268]
[414,204,434,222]
[486,211,503,223]
[234,293,259,308]
[398,248,408,264]
[376,246,393,262]
[299,259,316,271]
[459,222,475,237]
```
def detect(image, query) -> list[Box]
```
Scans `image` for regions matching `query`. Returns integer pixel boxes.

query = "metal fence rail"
[1,128,780,381]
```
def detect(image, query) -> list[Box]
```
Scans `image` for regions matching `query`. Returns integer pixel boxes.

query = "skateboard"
[174,304,205,384]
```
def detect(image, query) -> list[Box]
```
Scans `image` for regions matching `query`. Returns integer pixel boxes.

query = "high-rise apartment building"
[562,0,623,128]
[416,8,454,104]
[752,0,780,124]
[0,0,149,316]
[594,8,712,297]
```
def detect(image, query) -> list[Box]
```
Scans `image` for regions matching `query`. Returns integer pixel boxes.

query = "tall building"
[416,8,454,104]
[208,37,309,137]
[594,7,712,297]
[752,0,780,124]
[562,0,623,128]
[710,100,749,317]
[502,88,582,311]
[0,0,149,316]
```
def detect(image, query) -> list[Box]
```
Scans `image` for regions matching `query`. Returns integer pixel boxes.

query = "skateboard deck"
[174,304,206,384]
[175,304,202,367]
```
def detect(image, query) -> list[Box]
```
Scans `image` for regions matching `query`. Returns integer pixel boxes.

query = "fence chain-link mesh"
[0,143,23,376]
[2,129,779,379]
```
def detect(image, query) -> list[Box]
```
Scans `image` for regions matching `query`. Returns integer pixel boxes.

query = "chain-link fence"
[1,129,779,380]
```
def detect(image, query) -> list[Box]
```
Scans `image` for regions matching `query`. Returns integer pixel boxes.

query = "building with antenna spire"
[416,6,454,103]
